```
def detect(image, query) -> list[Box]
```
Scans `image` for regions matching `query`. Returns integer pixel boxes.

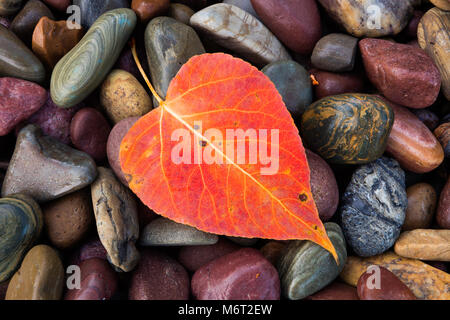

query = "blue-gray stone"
[73,0,130,28]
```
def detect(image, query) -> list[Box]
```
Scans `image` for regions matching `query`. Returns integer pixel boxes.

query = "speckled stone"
[394,229,450,261]
[340,157,407,257]
[73,0,130,28]
[311,33,358,72]
[403,183,436,231]
[0,0,22,16]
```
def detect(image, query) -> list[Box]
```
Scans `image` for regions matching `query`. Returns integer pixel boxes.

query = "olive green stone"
[301,94,394,164]
[0,194,43,283]
[277,222,347,300]
[50,8,137,108]
[0,24,45,84]
[0,0,22,16]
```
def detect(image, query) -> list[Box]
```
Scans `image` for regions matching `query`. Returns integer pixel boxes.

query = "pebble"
[277,223,347,300]
[192,248,280,300]
[51,9,137,108]
[311,33,358,72]
[404,10,424,39]
[385,100,444,173]
[129,248,190,300]
[73,0,130,29]
[260,241,287,266]
[434,122,450,158]
[437,177,450,229]
[42,0,70,11]
[261,60,312,118]
[65,258,118,300]
[0,77,47,136]
[100,69,152,124]
[223,0,258,17]
[309,69,365,100]
[251,0,321,55]
[140,217,219,246]
[168,3,195,24]
[91,167,140,272]
[317,0,414,37]
[2,125,97,202]
[360,38,441,108]
[32,16,84,70]
[306,282,358,300]
[301,94,393,164]
[411,108,440,131]
[145,16,205,100]
[190,3,291,66]
[71,237,108,265]
[43,188,93,249]
[0,25,45,83]
[6,245,64,300]
[403,183,436,231]
[70,108,111,162]
[430,0,450,11]
[107,117,139,186]
[340,157,407,257]
[306,149,339,221]
[0,0,22,16]
[394,229,450,262]
[340,252,450,300]
[357,266,416,300]
[131,0,170,24]
[0,194,42,283]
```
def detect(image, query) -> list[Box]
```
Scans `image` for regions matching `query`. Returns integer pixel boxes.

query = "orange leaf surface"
[120,52,338,261]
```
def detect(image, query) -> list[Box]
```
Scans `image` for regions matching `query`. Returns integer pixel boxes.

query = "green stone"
[0,194,43,283]
[277,222,347,300]
[301,94,394,164]
[0,24,45,83]
[50,8,136,108]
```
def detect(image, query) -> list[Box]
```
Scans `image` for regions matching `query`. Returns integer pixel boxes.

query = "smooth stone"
[341,157,407,257]
[73,0,130,28]
[192,248,280,300]
[223,0,258,17]
[437,177,450,229]
[394,229,450,261]
[251,0,321,55]
[301,94,393,164]
[430,0,450,10]
[70,237,108,265]
[100,69,152,123]
[91,167,139,272]
[411,108,440,131]
[357,266,416,300]
[306,149,339,221]
[10,0,54,45]
[107,117,139,186]
[310,69,365,100]
[403,183,436,231]
[145,16,205,100]
[32,16,84,70]
[0,194,42,283]
[129,248,190,300]
[65,258,118,300]
[0,77,47,136]
[340,252,450,300]
[50,9,137,108]
[2,125,97,202]
[0,0,22,16]
[384,100,444,173]
[306,282,359,300]
[140,217,219,246]
[0,25,45,83]
[360,38,441,108]
[277,223,347,300]
[43,188,93,249]
[6,245,64,300]
[190,3,291,66]
[418,8,450,100]
[311,33,358,72]
[131,0,170,24]
[260,241,287,266]
[261,60,312,118]
[177,238,240,272]
[42,0,71,11]
[168,3,195,24]
[70,108,111,162]
[434,122,450,158]
[317,0,414,37]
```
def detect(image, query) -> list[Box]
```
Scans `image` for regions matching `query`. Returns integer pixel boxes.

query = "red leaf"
[120,52,338,261]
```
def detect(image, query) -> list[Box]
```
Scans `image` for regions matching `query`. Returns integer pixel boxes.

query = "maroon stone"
[251,0,321,55]
[65,258,118,300]
[70,108,111,162]
[69,237,109,266]
[411,108,439,131]
[405,10,424,39]
[437,177,450,229]
[360,38,441,108]
[0,280,9,300]
[0,77,46,136]
[310,69,365,100]
[42,0,71,11]
[306,282,359,300]
[129,249,190,300]
[191,248,280,300]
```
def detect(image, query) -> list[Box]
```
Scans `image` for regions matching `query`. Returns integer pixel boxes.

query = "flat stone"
[434,122,450,158]
[437,177,450,229]
[168,3,194,24]
[131,0,170,24]
[394,229,450,262]
[140,217,219,246]
[73,0,130,28]
[190,3,291,66]
[2,125,98,202]
[306,282,358,300]
[310,69,365,100]
[311,33,358,72]
[0,0,22,16]
[403,183,436,231]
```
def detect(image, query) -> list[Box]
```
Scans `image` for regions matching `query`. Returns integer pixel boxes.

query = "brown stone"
[260,241,287,266]
[437,177,450,229]
[394,229,450,261]
[434,122,450,158]
[403,183,436,231]
[310,69,365,100]
[430,0,450,11]
[32,16,84,70]
[131,0,170,24]
[306,282,359,300]
[168,3,195,25]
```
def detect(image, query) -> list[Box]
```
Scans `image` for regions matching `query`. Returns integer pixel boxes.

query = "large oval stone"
[340,157,407,257]
[301,94,393,164]
[50,9,137,108]
[394,229,450,262]
[277,222,347,300]
[73,0,130,28]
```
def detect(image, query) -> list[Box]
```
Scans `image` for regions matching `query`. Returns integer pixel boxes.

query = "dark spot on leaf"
[200,140,207,147]
[299,193,308,202]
